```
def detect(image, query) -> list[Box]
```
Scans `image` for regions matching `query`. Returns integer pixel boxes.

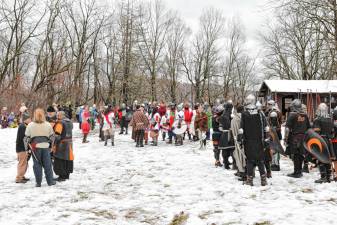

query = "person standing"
[130,105,149,147]
[212,105,225,167]
[239,94,269,186]
[218,102,235,169]
[102,105,115,146]
[53,111,74,182]
[119,103,129,135]
[312,103,334,183]
[15,112,31,183]
[149,107,161,146]
[183,103,193,140]
[194,104,209,149]
[81,105,90,143]
[24,108,56,187]
[231,105,246,180]
[284,99,311,178]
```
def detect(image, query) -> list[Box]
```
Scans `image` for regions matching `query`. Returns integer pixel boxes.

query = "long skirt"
[53,157,73,177]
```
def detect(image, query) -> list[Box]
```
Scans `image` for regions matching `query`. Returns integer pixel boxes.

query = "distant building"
[259,80,337,120]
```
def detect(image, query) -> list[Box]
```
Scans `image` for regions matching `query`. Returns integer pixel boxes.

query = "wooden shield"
[269,127,286,156]
[303,129,331,164]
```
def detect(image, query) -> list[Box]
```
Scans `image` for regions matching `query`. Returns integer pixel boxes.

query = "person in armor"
[212,105,225,167]
[239,94,268,186]
[53,111,74,182]
[331,108,337,180]
[218,101,235,169]
[312,103,334,183]
[119,103,129,135]
[267,101,283,171]
[284,99,310,178]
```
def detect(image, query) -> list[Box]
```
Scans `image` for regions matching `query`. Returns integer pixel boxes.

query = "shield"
[172,120,187,135]
[303,129,331,164]
[269,127,285,156]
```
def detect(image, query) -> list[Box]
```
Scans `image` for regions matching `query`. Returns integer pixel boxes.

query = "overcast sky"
[164,0,272,54]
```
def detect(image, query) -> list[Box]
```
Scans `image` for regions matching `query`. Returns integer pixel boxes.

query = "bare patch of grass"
[169,211,189,225]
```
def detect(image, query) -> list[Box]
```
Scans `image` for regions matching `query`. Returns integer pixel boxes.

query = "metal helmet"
[245,94,256,106]
[121,103,126,109]
[267,99,275,107]
[256,101,262,110]
[301,104,307,114]
[177,103,183,111]
[333,107,337,120]
[290,99,301,112]
[215,105,224,114]
[316,103,329,118]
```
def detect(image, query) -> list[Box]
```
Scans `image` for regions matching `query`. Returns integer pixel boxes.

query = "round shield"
[172,120,187,135]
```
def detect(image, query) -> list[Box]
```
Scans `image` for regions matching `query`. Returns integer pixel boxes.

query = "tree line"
[0,0,335,109]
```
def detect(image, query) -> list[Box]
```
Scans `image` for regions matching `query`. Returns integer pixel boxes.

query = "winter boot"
[136,131,140,147]
[245,176,253,186]
[104,136,108,146]
[162,132,166,141]
[266,171,272,178]
[261,174,268,186]
[271,164,280,171]
[302,163,309,173]
[140,131,145,147]
[111,135,114,146]
[315,174,329,183]
[203,139,207,147]
[287,172,303,178]
[215,160,223,167]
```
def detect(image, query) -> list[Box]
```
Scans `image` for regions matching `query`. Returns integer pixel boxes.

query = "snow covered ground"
[1,125,337,225]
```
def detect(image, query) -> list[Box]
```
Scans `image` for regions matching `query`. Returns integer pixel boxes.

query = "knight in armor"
[266,100,283,171]
[284,99,311,178]
[238,94,268,186]
[312,103,334,183]
[212,105,225,167]
[53,111,74,182]
[218,101,235,169]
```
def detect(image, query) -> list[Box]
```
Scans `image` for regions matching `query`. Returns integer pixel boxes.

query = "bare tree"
[162,14,189,103]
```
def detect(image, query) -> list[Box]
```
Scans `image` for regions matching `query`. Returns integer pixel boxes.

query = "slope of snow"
[0,125,337,225]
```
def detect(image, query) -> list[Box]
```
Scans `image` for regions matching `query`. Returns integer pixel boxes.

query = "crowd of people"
[9,94,337,187]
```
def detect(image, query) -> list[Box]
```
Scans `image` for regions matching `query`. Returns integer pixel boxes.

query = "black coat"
[16,123,27,152]
[240,110,267,161]
[218,112,234,150]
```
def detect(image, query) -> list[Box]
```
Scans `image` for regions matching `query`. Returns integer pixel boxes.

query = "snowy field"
[1,125,337,225]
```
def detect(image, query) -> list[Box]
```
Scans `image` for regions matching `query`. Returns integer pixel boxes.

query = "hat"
[47,106,55,112]
[22,112,30,122]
